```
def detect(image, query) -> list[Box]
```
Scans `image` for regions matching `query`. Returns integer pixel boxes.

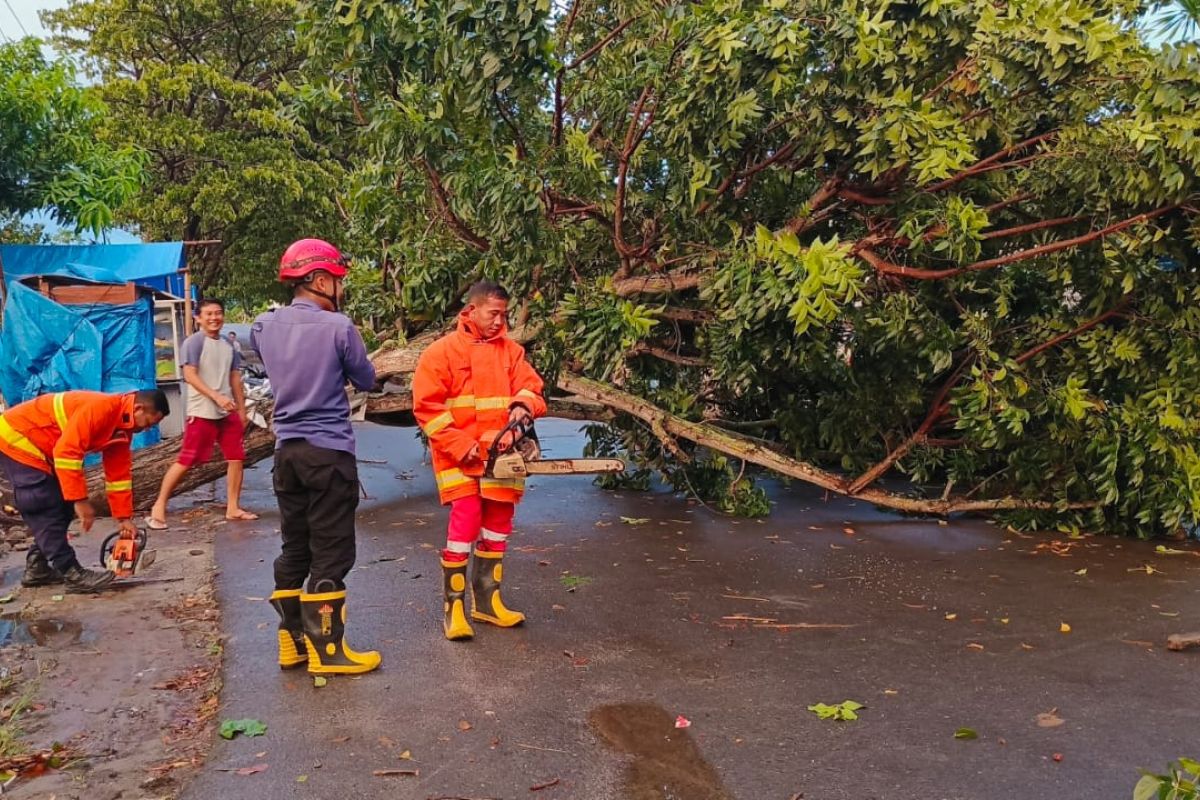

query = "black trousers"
[272,440,360,592]
[0,452,79,572]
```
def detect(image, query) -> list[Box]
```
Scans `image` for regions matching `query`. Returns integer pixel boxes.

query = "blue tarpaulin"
[0,242,187,296]
[0,256,170,450]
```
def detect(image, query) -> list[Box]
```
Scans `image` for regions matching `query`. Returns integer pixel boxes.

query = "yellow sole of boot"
[471,611,525,627]
[307,659,381,675]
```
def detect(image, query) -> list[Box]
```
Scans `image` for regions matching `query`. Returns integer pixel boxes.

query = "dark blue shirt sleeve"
[249,320,263,357]
[338,320,376,391]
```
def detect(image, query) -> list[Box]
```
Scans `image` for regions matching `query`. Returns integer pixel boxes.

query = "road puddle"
[590,702,731,800]
[0,615,94,647]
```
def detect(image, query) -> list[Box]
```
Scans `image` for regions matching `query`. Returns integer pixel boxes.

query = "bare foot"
[225,509,259,521]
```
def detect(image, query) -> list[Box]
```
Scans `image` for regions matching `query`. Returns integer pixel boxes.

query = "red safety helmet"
[278,238,349,281]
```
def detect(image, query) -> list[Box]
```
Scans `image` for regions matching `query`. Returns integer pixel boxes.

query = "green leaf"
[219,718,269,740]
[954,728,978,740]
[1132,774,1161,800]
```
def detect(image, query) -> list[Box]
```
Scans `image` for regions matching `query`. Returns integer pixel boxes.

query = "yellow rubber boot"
[299,585,381,675]
[470,549,525,627]
[442,559,474,641]
[268,589,307,669]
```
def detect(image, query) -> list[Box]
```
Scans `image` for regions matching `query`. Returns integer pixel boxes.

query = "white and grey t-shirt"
[181,332,243,419]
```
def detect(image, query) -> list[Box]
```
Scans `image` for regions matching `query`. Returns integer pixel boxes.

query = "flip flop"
[144,516,169,531]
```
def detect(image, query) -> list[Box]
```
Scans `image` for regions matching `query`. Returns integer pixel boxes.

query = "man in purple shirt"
[251,238,380,676]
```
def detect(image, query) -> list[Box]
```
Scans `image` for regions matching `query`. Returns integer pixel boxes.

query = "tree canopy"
[0,38,144,238]
[46,0,347,303]
[289,0,1200,534]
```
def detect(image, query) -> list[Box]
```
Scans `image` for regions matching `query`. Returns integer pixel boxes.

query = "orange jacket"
[0,391,137,517]
[412,313,547,505]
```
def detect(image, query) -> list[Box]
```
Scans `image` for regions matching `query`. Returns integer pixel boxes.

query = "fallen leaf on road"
[842,527,855,536]
[1021,643,1035,650]
[0,595,13,604]
[530,777,561,791]
[371,769,418,777]
[1060,622,1071,634]
[1036,710,1064,728]
[219,719,268,740]
[966,643,985,651]
[399,750,412,760]
[954,728,978,740]
[379,736,397,748]
[235,764,268,776]
[883,689,899,696]
[537,560,551,566]
[296,775,308,782]
[1052,753,1064,763]
[903,603,926,609]
[1156,545,1188,556]
[457,720,473,732]
[944,613,958,621]
[675,716,691,729]
[1073,568,1088,576]
[1000,618,1010,625]
[551,604,565,611]
[331,736,350,743]
[620,517,650,525]
[313,677,327,688]
[808,700,864,721]
[51,595,64,602]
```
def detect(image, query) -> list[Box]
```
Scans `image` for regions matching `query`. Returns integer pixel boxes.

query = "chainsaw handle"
[99,527,147,568]
[485,416,535,475]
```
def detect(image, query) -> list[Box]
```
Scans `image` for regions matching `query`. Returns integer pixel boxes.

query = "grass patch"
[0,680,37,759]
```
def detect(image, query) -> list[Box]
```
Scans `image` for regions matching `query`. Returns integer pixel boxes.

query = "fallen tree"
[296,0,1200,535]
[103,325,1095,518]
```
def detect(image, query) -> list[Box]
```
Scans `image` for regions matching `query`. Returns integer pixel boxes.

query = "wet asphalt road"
[184,421,1200,800]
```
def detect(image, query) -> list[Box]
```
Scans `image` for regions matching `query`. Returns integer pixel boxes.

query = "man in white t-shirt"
[147,299,258,528]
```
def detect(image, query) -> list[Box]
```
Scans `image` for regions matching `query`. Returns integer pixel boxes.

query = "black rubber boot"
[441,559,474,641]
[268,589,307,669]
[470,549,525,627]
[300,581,380,675]
[62,564,116,593]
[20,549,63,587]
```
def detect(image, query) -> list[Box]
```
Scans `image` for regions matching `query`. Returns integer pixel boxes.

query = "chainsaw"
[484,417,625,479]
[99,527,156,579]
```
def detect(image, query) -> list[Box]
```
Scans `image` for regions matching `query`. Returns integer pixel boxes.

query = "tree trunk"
[557,374,1098,515]
[96,332,1090,518]
[87,424,276,514]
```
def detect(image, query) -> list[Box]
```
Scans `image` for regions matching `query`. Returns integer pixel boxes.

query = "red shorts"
[178,415,246,466]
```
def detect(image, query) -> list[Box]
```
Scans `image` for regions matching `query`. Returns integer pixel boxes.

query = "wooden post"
[182,268,193,335]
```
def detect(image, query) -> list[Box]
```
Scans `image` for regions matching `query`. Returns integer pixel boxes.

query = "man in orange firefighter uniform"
[412,280,548,641]
[0,390,169,592]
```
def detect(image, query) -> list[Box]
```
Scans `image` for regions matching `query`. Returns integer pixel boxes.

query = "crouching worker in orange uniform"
[0,390,169,592]
[412,281,547,641]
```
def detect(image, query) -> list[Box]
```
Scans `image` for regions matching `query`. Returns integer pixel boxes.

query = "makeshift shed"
[0,243,195,450]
